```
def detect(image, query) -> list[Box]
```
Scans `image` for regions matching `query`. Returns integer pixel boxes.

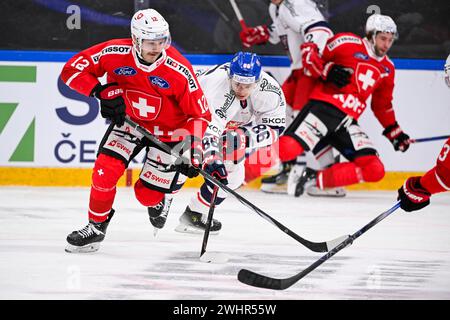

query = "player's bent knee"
[278,135,304,162]
[134,179,165,207]
[92,153,126,188]
[355,155,385,182]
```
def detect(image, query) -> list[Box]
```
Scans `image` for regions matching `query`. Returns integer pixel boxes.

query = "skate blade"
[174,224,220,235]
[65,242,100,253]
[307,187,347,198]
[260,183,287,194]
[199,252,229,264]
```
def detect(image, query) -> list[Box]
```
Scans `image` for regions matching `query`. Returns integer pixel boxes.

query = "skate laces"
[78,223,103,238]
[160,198,173,219]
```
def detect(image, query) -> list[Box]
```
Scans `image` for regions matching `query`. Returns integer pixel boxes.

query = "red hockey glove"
[383,122,411,152]
[93,83,126,127]
[222,128,249,164]
[240,25,270,48]
[397,176,431,212]
[301,42,324,78]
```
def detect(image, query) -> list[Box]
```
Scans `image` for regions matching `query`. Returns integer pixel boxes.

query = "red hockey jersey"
[60,38,210,142]
[309,33,397,128]
[421,138,450,194]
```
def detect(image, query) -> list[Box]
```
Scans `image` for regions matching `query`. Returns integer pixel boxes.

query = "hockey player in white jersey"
[175,52,286,234]
[240,0,345,197]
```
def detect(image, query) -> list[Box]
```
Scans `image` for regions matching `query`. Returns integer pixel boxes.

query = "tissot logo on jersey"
[327,36,362,51]
[164,57,199,92]
[91,46,132,64]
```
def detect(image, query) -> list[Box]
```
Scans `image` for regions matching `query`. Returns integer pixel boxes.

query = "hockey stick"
[411,135,449,143]
[238,201,401,290]
[199,186,229,263]
[229,0,248,30]
[124,116,347,253]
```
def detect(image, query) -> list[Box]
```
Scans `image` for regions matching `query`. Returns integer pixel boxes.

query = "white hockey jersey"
[199,63,286,150]
[268,0,333,70]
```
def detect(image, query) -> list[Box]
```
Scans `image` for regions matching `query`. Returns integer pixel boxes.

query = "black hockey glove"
[92,83,126,127]
[383,122,411,152]
[323,63,352,88]
[203,156,228,185]
[397,176,431,212]
[172,136,202,178]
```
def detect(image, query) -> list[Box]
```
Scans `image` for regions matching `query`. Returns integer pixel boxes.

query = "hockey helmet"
[229,52,262,84]
[131,9,171,58]
[365,14,398,39]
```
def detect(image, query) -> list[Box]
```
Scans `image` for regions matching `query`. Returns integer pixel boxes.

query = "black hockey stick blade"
[238,202,401,290]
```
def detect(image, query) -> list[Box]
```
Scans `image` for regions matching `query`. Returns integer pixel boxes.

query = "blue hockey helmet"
[229,52,262,84]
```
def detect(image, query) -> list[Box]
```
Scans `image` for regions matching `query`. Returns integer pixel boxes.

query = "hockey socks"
[318,155,384,188]
[88,154,125,223]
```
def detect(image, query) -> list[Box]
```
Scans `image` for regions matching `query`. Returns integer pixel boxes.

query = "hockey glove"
[397,176,431,212]
[383,122,411,152]
[240,25,270,48]
[202,135,228,184]
[322,63,352,88]
[222,128,248,164]
[173,136,202,178]
[93,83,126,127]
[203,155,228,185]
[300,42,324,78]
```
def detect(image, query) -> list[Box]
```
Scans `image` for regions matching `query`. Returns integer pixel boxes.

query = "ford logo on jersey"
[149,76,170,89]
[113,66,137,76]
[354,52,369,61]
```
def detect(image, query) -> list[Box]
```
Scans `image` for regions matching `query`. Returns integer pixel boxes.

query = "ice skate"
[292,167,318,197]
[261,161,296,194]
[65,209,115,253]
[306,185,346,197]
[175,206,222,235]
[148,195,173,236]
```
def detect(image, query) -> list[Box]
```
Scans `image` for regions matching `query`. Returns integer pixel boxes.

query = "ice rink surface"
[1,186,449,300]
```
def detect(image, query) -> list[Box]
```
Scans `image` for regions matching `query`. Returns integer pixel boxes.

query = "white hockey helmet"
[131,9,171,58]
[445,54,450,88]
[365,14,398,40]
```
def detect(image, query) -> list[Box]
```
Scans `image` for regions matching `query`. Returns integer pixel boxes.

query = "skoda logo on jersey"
[149,76,170,89]
[113,66,137,76]
[354,52,369,61]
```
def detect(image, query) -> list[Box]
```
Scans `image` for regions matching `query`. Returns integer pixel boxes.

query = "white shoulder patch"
[164,56,199,92]
[327,35,362,51]
[90,45,132,64]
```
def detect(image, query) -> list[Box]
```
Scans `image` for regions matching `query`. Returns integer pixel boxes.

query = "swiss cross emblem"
[355,63,380,93]
[125,90,162,121]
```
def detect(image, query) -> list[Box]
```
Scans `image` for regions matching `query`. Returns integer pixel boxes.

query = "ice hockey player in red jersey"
[278,13,412,196]
[239,0,345,197]
[397,57,450,212]
[61,9,210,252]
